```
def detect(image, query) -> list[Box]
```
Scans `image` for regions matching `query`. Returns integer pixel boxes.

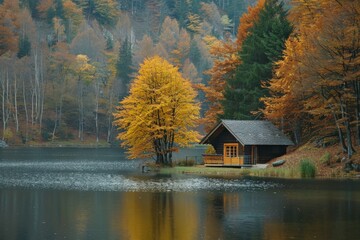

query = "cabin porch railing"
[203,154,254,165]
[202,154,223,164]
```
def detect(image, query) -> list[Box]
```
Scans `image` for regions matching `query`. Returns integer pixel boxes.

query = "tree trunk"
[1,71,6,140]
[39,49,45,133]
[78,77,84,141]
[339,95,354,158]
[94,80,100,143]
[354,80,360,145]
[14,74,19,132]
[51,106,58,141]
[332,110,347,153]
[23,81,29,143]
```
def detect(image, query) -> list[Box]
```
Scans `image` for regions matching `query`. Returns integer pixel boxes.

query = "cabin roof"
[200,120,294,146]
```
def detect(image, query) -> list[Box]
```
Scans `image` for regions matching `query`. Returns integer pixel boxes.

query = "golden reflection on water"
[111,191,245,240]
[114,192,200,240]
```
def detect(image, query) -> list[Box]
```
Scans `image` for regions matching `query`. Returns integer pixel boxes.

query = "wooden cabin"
[200,120,293,166]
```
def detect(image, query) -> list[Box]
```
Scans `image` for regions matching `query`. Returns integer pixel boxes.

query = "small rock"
[0,140,8,148]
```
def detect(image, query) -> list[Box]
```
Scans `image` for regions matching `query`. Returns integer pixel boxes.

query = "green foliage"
[174,159,196,167]
[300,159,316,178]
[252,167,298,178]
[55,0,64,19]
[75,0,118,26]
[320,152,331,166]
[116,37,133,87]
[21,0,40,19]
[3,128,13,141]
[17,34,31,58]
[204,145,216,154]
[223,0,292,119]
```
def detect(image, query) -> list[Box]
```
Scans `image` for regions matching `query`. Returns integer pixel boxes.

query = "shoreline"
[1,141,113,149]
[159,165,360,179]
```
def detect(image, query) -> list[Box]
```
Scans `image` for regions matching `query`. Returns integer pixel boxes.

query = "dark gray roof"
[201,120,294,146]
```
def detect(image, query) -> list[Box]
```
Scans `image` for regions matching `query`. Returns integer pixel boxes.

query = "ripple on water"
[0,161,282,192]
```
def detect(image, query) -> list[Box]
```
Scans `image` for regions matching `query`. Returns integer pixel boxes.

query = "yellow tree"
[113,56,200,165]
[73,54,95,141]
[261,35,311,144]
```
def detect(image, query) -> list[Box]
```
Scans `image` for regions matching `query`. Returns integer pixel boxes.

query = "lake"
[0,148,359,240]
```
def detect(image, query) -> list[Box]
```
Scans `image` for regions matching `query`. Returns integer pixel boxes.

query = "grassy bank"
[160,166,252,176]
[160,144,360,179]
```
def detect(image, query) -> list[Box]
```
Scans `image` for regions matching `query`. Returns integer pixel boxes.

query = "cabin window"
[224,144,238,157]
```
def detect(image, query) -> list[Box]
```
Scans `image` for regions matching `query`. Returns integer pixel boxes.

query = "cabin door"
[223,143,238,165]
[252,146,258,164]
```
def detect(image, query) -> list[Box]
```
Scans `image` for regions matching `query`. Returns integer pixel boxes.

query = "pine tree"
[116,37,133,92]
[55,0,64,19]
[17,34,31,58]
[223,0,292,120]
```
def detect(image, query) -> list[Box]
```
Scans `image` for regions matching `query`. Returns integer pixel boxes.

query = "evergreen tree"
[116,37,133,92]
[223,0,292,120]
[17,34,31,59]
[20,0,40,19]
[73,0,118,26]
[55,0,65,19]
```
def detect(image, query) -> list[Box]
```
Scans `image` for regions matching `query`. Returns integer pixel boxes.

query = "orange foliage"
[262,0,360,151]
[0,0,20,55]
[236,0,265,48]
[200,0,265,132]
[37,0,54,19]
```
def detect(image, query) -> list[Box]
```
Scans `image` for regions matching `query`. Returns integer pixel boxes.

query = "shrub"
[204,145,216,154]
[3,128,13,141]
[174,159,196,166]
[300,159,316,178]
[320,152,331,166]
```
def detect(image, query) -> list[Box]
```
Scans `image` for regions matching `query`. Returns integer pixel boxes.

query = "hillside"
[0,0,257,145]
[267,144,360,178]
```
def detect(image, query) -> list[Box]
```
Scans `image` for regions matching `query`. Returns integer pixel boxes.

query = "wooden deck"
[202,154,223,164]
[203,154,256,167]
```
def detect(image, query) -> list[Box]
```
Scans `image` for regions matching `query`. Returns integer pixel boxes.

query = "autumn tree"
[261,36,309,144]
[73,54,95,141]
[0,0,20,56]
[113,56,200,165]
[63,0,84,42]
[133,34,155,68]
[47,42,76,141]
[262,0,360,158]
[223,0,292,120]
[199,0,265,131]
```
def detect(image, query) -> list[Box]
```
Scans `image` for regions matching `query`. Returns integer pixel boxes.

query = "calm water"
[0,148,359,240]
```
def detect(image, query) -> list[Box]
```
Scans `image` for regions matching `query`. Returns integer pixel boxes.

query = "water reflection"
[1,182,360,240]
[0,148,360,239]
[116,192,199,240]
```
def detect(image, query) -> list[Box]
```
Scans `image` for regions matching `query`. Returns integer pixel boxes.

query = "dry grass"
[265,143,360,178]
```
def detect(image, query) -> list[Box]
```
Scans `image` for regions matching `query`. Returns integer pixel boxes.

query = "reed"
[300,159,316,178]
[251,167,298,178]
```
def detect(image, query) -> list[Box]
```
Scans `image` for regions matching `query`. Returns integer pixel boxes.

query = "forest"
[0,0,359,160]
[0,0,257,145]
